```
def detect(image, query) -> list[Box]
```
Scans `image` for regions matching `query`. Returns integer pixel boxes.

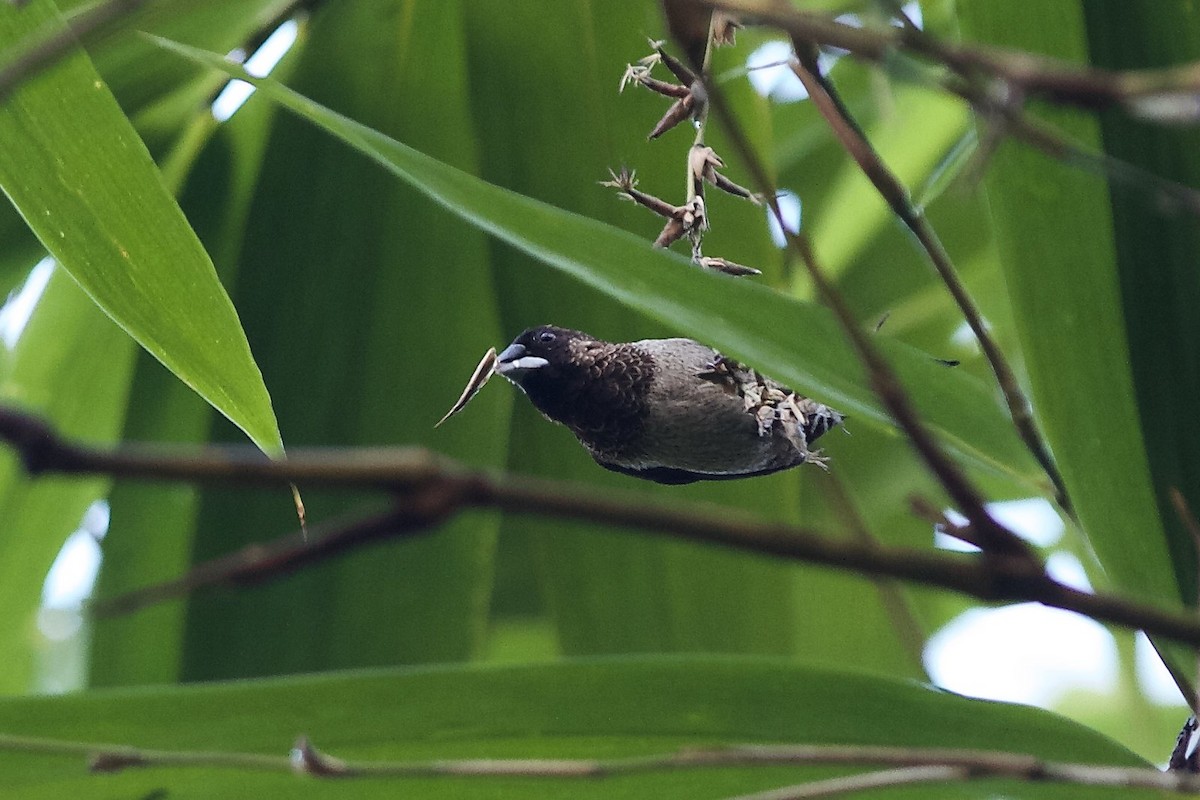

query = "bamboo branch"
[694,0,1200,219]
[697,0,1200,116]
[785,48,1072,516]
[678,31,1035,565]
[2,733,1197,794]
[0,405,1185,646]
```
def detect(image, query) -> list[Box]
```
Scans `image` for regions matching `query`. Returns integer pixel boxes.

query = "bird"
[493,325,844,484]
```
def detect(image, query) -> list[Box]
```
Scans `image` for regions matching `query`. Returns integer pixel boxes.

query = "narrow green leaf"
[178,0,503,681]
[0,2,282,454]
[152,36,1039,484]
[1081,1,1200,609]
[0,657,1152,798]
[92,23,302,689]
[954,5,1177,607]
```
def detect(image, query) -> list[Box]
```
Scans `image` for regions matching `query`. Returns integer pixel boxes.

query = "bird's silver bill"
[494,343,549,376]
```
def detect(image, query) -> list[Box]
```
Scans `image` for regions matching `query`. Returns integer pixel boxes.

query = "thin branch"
[698,0,1200,116]
[0,0,326,105]
[1169,486,1200,717]
[786,49,1072,516]
[90,506,415,617]
[698,0,1200,219]
[3,733,1199,794]
[0,406,1150,646]
[725,766,969,800]
[677,31,1035,564]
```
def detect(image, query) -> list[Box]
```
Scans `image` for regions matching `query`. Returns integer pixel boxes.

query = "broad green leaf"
[0,2,282,454]
[90,35,300,686]
[954,5,1179,634]
[0,267,136,694]
[153,36,1040,486]
[178,0,503,681]
[1080,2,1200,614]
[0,657,1155,798]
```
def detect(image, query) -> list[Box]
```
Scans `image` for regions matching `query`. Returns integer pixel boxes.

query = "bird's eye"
[537,330,556,344]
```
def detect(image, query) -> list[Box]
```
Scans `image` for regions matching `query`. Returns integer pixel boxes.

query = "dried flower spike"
[602,167,684,220]
[655,198,705,248]
[620,42,707,139]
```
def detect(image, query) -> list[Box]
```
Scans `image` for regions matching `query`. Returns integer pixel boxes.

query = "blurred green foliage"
[0,0,1195,795]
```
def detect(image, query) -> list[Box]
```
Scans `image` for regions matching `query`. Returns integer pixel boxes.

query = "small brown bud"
[652,41,697,87]
[689,145,758,202]
[620,59,688,98]
[712,12,741,47]
[654,218,688,248]
[648,94,696,139]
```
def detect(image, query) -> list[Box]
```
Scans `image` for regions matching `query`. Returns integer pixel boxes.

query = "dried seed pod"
[648,93,697,139]
[689,145,758,202]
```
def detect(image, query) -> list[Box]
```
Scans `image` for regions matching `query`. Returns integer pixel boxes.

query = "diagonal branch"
[673,28,1035,564]
[785,46,1072,515]
[0,0,147,102]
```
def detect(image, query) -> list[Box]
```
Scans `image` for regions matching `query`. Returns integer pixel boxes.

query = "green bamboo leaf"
[1080,1,1200,614]
[0,267,136,694]
[90,44,299,686]
[954,6,1177,608]
[152,36,1039,485]
[0,657,1153,798]
[178,0,503,681]
[0,2,282,454]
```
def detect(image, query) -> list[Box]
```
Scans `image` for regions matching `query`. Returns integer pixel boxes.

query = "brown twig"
[3,733,1198,793]
[0,405,1154,645]
[697,0,1200,115]
[679,33,1034,564]
[725,766,970,800]
[785,48,1072,516]
[696,0,1200,218]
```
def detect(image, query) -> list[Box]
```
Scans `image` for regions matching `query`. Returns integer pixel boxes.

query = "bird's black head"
[494,325,648,452]
[494,325,589,387]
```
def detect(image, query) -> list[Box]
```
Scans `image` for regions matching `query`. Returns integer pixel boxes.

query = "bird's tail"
[800,401,844,443]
